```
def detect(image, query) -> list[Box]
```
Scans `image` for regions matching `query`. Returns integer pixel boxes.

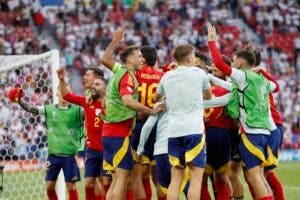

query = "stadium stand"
[0,0,299,164]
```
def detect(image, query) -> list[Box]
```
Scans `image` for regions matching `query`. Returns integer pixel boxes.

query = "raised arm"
[207,25,232,76]
[101,26,126,71]
[57,67,71,97]
[8,87,40,114]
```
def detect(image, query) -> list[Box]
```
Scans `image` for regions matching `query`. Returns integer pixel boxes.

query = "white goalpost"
[0,49,66,199]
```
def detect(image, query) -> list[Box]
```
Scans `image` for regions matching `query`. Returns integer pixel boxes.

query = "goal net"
[0,50,62,200]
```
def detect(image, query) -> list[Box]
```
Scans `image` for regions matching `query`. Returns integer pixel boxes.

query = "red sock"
[47,189,58,200]
[158,197,166,200]
[215,181,230,200]
[143,178,152,200]
[126,189,134,200]
[95,194,106,200]
[85,187,95,200]
[200,182,212,200]
[266,171,284,200]
[259,196,273,200]
[68,189,78,200]
[248,184,256,199]
[103,184,110,193]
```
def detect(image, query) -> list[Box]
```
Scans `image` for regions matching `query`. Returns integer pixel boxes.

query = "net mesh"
[0,54,56,200]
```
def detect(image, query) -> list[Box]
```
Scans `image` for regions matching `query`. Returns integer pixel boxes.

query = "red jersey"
[102,72,135,137]
[135,66,164,108]
[269,94,283,125]
[64,93,104,151]
[204,85,236,129]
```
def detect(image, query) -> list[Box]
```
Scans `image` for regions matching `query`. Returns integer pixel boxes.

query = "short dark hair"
[251,49,261,66]
[88,67,104,78]
[173,44,194,63]
[140,45,157,66]
[194,51,208,64]
[222,55,232,66]
[120,46,140,63]
[235,50,256,67]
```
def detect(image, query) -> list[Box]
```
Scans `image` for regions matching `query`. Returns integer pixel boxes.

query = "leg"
[188,164,204,200]
[265,170,284,200]
[85,177,96,200]
[110,167,131,200]
[106,173,117,200]
[102,176,112,193]
[200,173,211,200]
[46,181,58,200]
[214,172,231,200]
[167,166,184,200]
[143,164,153,200]
[261,168,273,197]
[229,161,243,199]
[66,182,78,200]
[132,162,146,199]
[245,166,269,199]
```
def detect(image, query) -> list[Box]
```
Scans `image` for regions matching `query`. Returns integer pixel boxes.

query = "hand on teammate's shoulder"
[151,103,166,115]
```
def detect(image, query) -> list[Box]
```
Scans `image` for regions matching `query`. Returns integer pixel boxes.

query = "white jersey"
[157,66,211,138]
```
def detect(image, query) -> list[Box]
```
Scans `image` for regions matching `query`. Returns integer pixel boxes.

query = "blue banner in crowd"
[39,0,64,6]
[279,150,300,161]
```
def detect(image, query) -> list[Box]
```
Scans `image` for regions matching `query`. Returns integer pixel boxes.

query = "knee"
[85,178,95,188]
[215,173,227,183]
[66,182,76,191]
[46,182,56,191]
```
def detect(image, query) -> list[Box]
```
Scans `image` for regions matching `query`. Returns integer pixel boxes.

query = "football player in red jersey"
[57,67,108,200]
[131,46,164,200]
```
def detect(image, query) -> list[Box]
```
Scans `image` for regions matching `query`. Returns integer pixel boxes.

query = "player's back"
[136,66,163,109]
[159,66,210,137]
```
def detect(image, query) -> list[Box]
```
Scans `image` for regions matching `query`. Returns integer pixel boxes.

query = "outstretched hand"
[56,67,65,81]
[112,25,126,42]
[207,24,217,41]
[8,87,24,103]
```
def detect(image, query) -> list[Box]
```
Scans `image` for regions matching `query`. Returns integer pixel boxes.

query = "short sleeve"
[156,76,165,96]
[119,72,135,96]
[230,68,247,86]
[112,62,122,73]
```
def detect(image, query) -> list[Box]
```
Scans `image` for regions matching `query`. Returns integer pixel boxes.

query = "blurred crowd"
[0,0,299,161]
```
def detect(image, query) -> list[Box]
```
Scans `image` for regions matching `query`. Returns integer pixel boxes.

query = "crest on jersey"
[95,108,102,116]
[95,108,101,116]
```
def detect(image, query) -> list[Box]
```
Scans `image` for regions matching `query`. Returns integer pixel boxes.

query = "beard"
[91,92,100,100]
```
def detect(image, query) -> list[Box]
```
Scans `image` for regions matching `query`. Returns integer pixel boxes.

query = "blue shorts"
[103,136,134,171]
[45,154,80,183]
[132,120,156,164]
[205,127,231,173]
[239,133,268,170]
[156,154,189,194]
[265,125,284,171]
[84,147,109,177]
[230,128,241,162]
[168,134,206,168]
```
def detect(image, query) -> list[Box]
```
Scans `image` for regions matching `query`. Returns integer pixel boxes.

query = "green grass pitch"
[1,161,300,199]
